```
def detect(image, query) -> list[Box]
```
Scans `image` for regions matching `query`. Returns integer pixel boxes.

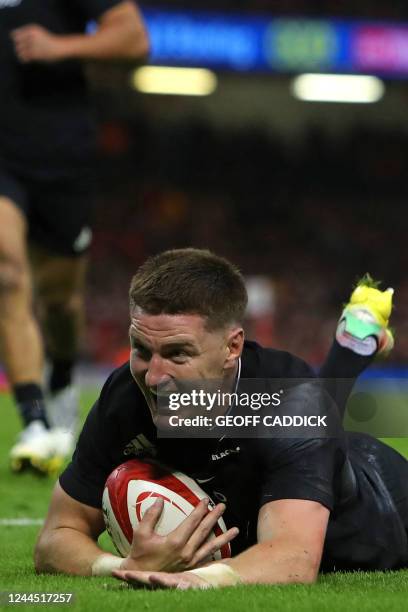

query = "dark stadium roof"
[141,1,407,21]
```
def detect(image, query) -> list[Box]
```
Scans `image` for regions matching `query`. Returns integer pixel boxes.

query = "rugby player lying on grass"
[35,249,408,589]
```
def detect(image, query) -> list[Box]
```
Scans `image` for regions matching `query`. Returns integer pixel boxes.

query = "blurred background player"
[0,1,149,475]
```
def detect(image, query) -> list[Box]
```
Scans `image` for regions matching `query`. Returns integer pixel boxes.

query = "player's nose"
[145,355,170,389]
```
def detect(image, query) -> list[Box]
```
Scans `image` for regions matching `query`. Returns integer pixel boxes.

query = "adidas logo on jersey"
[0,0,22,8]
[123,434,157,458]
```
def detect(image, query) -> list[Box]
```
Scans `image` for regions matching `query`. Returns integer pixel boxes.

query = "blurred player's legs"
[0,161,93,475]
[0,196,57,474]
[30,246,87,456]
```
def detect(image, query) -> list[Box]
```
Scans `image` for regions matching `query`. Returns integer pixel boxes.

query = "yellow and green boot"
[336,274,394,356]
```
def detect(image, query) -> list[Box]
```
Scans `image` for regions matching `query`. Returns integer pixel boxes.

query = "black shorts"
[322,433,408,571]
[0,161,94,257]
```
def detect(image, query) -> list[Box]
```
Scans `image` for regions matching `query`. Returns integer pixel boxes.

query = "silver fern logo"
[0,0,22,7]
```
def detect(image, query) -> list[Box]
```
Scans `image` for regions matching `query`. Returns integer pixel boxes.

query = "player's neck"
[224,357,241,394]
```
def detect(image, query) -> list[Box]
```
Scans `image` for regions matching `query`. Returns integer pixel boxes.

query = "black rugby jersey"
[60,340,408,571]
[0,0,122,173]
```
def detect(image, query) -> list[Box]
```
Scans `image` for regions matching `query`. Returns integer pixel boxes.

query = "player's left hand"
[112,569,211,590]
[11,25,64,63]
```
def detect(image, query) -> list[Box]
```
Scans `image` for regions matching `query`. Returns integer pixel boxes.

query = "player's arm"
[221,498,329,584]
[35,482,237,576]
[11,2,149,64]
[113,498,329,588]
[34,482,108,576]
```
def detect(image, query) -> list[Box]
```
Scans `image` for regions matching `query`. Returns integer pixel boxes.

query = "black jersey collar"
[240,340,262,379]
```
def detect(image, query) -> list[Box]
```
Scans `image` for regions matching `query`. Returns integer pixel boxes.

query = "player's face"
[129,309,243,422]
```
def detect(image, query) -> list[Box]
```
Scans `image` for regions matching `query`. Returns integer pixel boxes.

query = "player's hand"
[113,568,210,590]
[121,497,238,572]
[11,25,64,63]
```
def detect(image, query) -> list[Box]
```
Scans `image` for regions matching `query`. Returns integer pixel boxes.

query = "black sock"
[319,339,375,379]
[319,340,375,421]
[14,383,49,429]
[49,358,74,394]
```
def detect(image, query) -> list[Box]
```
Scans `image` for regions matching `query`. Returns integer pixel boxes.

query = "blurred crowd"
[84,115,408,366]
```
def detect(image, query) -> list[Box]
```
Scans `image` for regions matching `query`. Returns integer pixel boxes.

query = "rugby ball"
[102,459,231,560]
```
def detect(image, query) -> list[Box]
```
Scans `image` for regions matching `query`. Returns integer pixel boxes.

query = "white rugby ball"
[102,459,231,559]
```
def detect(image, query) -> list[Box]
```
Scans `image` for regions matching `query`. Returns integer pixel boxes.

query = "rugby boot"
[336,274,394,356]
[10,420,63,476]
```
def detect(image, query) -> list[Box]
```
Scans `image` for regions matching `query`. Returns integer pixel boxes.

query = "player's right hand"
[11,24,64,63]
[120,497,239,572]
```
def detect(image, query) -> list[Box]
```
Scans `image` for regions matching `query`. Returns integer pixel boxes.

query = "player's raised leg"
[320,275,394,420]
[0,196,56,474]
[30,246,88,458]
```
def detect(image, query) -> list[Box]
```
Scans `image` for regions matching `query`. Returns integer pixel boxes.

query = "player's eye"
[168,350,189,363]
[130,340,151,361]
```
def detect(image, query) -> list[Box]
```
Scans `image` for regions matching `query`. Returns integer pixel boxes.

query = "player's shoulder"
[100,360,134,391]
[242,340,314,379]
[98,361,144,417]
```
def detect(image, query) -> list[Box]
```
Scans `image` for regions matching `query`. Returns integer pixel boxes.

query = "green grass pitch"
[0,389,407,611]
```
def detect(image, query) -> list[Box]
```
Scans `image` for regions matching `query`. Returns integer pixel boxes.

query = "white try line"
[0,518,44,526]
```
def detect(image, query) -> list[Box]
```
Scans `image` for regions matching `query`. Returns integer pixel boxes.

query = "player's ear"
[224,327,244,371]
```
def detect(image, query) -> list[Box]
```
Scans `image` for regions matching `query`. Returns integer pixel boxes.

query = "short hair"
[129,248,248,329]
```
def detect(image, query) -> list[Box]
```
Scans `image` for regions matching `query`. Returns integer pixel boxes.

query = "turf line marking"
[0,518,44,526]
